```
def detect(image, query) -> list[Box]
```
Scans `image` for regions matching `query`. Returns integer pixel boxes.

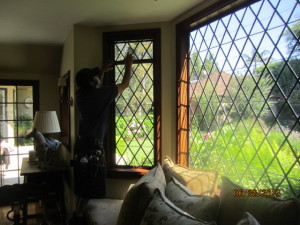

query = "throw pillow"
[166,176,220,222]
[236,212,260,225]
[139,189,217,225]
[116,164,166,225]
[162,156,218,196]
[218,176,298,225]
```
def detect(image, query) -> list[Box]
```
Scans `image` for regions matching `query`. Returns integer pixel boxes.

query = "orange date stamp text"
[233,189,281,198]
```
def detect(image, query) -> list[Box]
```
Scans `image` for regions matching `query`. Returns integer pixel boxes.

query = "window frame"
[103,29,162,178]
[177,0,300,198]
[176,0,257,166]
[0,79,39,186]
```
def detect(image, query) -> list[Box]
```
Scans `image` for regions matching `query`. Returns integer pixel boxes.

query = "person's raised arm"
[98,60,113,85]
[117,53,133,94]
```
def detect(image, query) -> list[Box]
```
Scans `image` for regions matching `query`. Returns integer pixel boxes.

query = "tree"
[258,59,300,97]
[256,59,300,129]
[192,81,221,132]
[190,51,218,81]
[224,74,273,121]
[15,114,33,146]
[284,22,300,57]
[242,48,270,75]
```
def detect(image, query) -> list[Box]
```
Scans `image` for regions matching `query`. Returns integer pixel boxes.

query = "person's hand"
[124,53,133,66]
[101,60,113,73]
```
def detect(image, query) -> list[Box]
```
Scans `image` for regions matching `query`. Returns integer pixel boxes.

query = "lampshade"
[33,111,61,133]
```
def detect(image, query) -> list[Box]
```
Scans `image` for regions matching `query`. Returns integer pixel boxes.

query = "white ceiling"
[0,0,204,45]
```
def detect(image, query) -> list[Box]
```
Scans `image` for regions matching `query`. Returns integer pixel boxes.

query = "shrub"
[15,114,33,146]
[190,121,300,198]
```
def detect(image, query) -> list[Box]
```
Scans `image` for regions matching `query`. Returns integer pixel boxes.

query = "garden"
[115,115,154,166]
[190,120,300,198]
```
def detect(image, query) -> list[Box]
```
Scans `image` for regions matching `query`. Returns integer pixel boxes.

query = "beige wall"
[59,29,76,211]
[0,43,62,112]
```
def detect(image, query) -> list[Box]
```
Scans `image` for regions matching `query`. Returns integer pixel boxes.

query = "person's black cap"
[76,67,100,89]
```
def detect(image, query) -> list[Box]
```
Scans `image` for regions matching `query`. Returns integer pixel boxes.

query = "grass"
[190,121,300,198]
[116,138,154,167]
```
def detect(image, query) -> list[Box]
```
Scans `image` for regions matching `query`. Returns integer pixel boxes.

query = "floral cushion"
[162,156,218,196]
[166,176,220,222]
[116,164,166,225]
[218,176,298,225]
[139,189,217,225]
[236,212,260,225]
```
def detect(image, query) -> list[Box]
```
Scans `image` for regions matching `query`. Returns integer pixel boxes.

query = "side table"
[20,157,67,223]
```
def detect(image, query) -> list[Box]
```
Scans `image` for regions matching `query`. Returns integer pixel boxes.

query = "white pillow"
[219,176,298,225]
[139,189,217,225]
[117,164,166,225]
[163,156,218,196]
[236,212,260,225]
[166,176,220,222]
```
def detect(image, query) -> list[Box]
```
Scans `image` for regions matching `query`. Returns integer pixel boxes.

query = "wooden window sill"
[107,167,150,179]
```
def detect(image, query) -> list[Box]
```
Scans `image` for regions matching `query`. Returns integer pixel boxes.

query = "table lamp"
[33,111,61,134]
[31,111,61,168]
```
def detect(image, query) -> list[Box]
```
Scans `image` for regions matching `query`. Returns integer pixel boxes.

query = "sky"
[190,0,300,76]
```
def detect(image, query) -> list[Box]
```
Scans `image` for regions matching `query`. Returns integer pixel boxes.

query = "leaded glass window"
[187,0,300,198]
[104,30,161,169]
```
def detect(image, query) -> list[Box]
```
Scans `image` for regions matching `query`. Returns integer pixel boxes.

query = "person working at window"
[69,53,133,225]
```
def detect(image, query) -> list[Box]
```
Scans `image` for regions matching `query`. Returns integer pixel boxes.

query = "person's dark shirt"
[76,85,118,140]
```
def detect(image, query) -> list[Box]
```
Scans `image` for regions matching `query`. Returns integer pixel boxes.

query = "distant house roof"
[190,72,233,97]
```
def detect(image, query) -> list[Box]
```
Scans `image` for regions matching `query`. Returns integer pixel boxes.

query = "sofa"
[85,157,299,225]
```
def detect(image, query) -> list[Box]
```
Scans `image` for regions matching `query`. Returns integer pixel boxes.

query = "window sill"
[107,167,150,179]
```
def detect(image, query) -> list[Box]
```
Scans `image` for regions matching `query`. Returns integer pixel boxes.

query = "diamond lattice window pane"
[114,40,154,167]
[188,0,300,198]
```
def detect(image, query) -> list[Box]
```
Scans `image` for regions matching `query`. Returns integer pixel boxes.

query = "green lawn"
[190,122,300,198]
